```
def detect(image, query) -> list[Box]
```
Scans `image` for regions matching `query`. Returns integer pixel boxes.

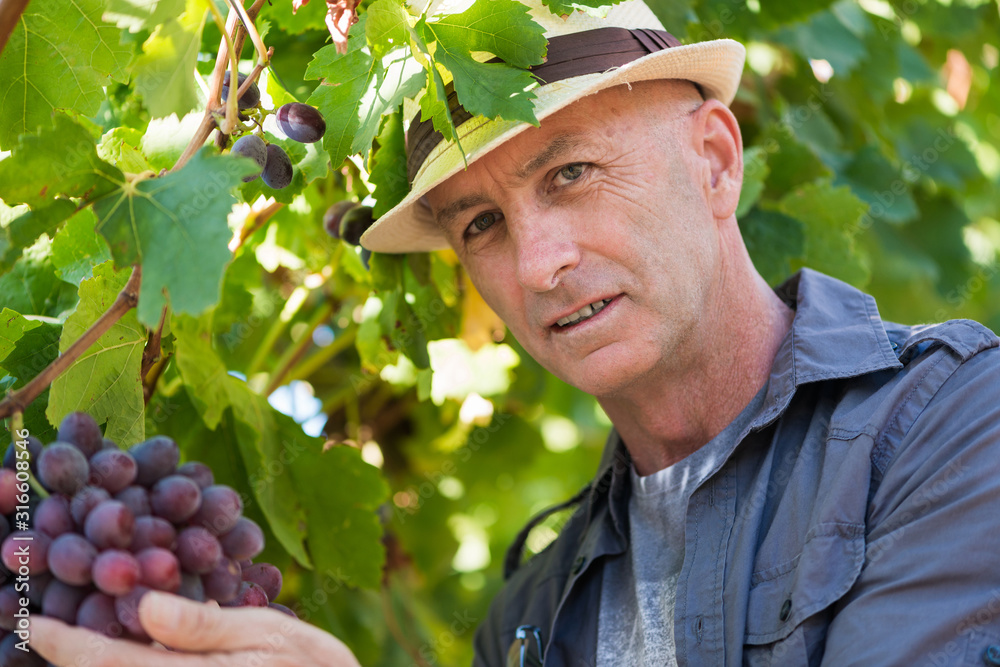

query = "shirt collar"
[593,268,903,500]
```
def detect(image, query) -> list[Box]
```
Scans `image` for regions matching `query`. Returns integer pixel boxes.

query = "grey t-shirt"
[596,386,767,666]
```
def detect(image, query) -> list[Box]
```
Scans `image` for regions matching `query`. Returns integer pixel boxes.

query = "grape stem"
[0,0,30,58]
[206,0,240,135]
[0,266,142,420]
[223,0,268,68]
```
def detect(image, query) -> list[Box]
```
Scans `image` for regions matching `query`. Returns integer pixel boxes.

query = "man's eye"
[468,212,498,236]
[557,163,585,182]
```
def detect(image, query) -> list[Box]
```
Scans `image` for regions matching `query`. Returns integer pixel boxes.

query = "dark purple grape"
[57,412,104,458]
[131,516,176,552]
[89,449,138,493]
[84,501,134,551]
[177,462,213,489]
[0,470,17,516]
[37,443,89,495]
[269,602,297,618]
[261,144,293,189]
[47,533,97,586]
[219,518,264,561]
[3,435,42,474]
[190,485,242,536]
[221,71,260,110]
[26,572,51,608]
[41,580,89,623]
[129,436,179,487]
[339,205,374,246]
[242,562,282,601]
[0,632,44,666]
[178,573,206,602]
[114,585,150,641]
[114,485,151,518]
[92,549,140,596]
[276,103,326,143]
[0,585,18,631]
[77,591,124,637]
[70,486,111,527]
[1,531,50,575]
[34,495,74,538]
[149,475,201,524]
[201,557,241,603]
[220,581,268,607]
[176,527,222,575]
[136,547,181,593]
[231,134,267,183]
[323,201,357,239]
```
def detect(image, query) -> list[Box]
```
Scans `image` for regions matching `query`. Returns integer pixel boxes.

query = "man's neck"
[597,259,794,477]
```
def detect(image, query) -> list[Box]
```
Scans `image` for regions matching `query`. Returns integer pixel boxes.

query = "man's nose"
[512,210,581,292]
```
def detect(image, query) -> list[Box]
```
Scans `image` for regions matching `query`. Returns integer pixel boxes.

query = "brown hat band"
[405,27,682,183]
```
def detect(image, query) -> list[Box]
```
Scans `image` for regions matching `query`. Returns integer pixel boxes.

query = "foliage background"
[0,0,998,664]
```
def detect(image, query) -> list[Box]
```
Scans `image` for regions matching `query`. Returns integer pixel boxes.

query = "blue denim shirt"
[474,268,1000,667]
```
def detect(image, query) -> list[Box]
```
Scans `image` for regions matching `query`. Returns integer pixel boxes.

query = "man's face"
[424,81,727,397]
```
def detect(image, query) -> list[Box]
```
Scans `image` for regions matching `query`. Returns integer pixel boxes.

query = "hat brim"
[361,39,746,253]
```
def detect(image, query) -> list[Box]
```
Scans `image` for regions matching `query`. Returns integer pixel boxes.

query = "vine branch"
[0,0,30,58]
[0,266,142,420]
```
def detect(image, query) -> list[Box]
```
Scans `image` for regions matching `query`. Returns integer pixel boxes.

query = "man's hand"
[29,591,362,667]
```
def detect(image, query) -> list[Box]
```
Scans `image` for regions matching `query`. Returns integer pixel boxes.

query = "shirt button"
[572,555,586,575]
[983,645,1000,665]
[779,599,792,622]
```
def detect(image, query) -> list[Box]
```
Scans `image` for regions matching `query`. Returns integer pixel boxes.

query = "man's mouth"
[555,298,614,328]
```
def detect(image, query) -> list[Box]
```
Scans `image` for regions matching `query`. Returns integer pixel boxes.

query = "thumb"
[139,590,287,652]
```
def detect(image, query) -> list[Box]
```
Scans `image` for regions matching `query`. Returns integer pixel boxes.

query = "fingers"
[139,591,299,652]
[30,617,188,667]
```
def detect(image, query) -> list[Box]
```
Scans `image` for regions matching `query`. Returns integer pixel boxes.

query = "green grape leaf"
[0,0,131,149]
[289,444,389,590]
[97,128,154,175]
[427,0,547,69]
[46,261,146,444]
[835,146,918,226]
[92,149,257,326]
[0,237,78,318]
[428,47,539,125]
[418,60,458,144]
[366,0,412,58]
[133,0,208,119]
[3,200,78,262]
[778,181,870,288]
[103,0,187,32]
[51,209,114,287]
[772,4,869,75]
[140,111,204,172]
[739,208,805,286]
[0,308,39,367]
[541,0,624,18]
[0,114,124,209]
[306,15,426,168]
[370,113,409,219]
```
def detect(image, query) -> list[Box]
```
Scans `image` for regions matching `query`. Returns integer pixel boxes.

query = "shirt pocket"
[742,523,865,667]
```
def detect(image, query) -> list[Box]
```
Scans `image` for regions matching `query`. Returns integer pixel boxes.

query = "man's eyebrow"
[433,133,589,230]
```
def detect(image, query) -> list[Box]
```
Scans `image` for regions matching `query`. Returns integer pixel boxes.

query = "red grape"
[70,486,111,527]
[177,462,213,489]
[178,573,206,602]
[276,103,326,143]
[41,580,89,624]
[114,486,151,518]
[150,475,201,523]
[1,531,51,575]
[242,562,282,601]
[0,470,18,515]
[176,527,222,574]
[38,443,89,495]
[34,495,74,538]
[84,501,134,551]
[88,449,138,493]
[131,516,176,552]
[57,412,104,458]
[77,591,124,637]
[47,533,97,586]
[129,436,179,486]
[0,632,45,666]
[190,485,242,536]
[219,518,264,561]
[114,585,150,641]
[0,585,18,631]
[220,581,268,607]
[202,557,242,603]
[136,547,181,593]
[3,435,42,474]
[269,602,297,618]
[92,549,140,596]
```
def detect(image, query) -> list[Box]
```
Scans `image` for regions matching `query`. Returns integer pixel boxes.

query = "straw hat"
[360,0,746,253]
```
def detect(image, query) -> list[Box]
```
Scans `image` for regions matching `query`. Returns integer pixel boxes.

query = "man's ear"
[691,99,743,221]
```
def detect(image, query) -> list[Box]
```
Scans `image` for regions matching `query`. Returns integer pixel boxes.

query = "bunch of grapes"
[223,72,327,190]
[0,413,292,665]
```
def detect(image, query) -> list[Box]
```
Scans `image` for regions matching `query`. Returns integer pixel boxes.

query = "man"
[31,1,1000,666]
